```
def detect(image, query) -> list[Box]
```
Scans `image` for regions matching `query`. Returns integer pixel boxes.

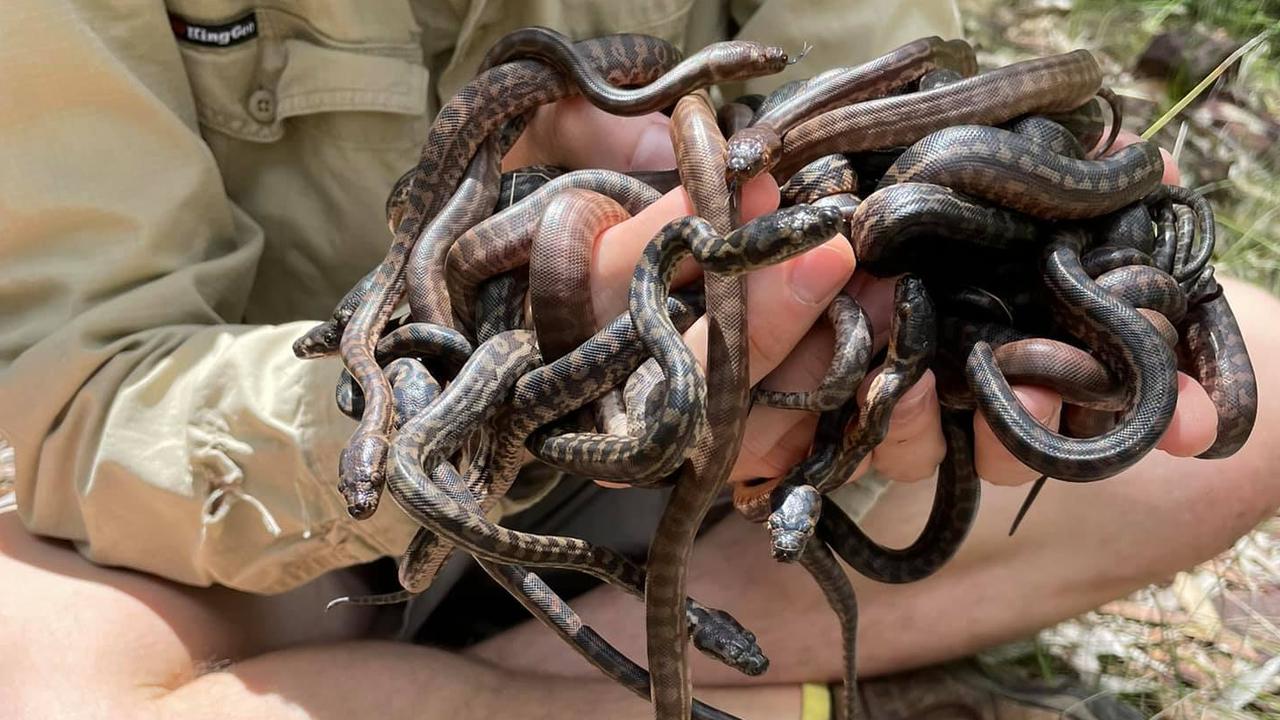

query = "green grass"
[1075,0,1280,57]
[1071,1,1280,292]
[961,0,1280,294]
[1141,28,1275,139]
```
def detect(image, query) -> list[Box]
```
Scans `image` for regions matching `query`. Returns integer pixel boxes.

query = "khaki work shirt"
[0,0,962,594]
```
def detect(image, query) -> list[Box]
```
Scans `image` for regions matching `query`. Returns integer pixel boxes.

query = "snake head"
[768,45,793,70]
[715,43,791,87]
[805,205,848,243]
[770,529,807,562]
[339,434,389,519]
[709,205,846,274]
[767,484,822,562]
[742,44,793,76]
[725,127,779,184]
[888,274,937,366]
[688,604,770,676]
[293,320,342,359]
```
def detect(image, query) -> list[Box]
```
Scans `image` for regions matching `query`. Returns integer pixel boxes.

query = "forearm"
[6,320,416,595]
[1,0,421,594]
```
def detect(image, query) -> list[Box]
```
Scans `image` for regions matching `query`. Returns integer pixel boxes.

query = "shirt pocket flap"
[183,35,427,143]
[275,39,427,121]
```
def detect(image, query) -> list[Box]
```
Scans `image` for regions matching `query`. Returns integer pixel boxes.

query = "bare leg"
[470,278,1280,684]
[158,643,799,720]
[0,512,798,718]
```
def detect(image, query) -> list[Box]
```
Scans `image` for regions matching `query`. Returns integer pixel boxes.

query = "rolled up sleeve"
[0,0,414,594]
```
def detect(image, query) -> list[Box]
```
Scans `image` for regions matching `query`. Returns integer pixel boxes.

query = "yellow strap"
[800,683,832,720]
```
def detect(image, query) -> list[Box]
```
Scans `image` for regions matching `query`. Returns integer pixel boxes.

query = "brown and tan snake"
[292,30,1261,719]
[331,31,791,519]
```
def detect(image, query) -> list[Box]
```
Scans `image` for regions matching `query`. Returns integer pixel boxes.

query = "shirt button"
[247,89,276,123]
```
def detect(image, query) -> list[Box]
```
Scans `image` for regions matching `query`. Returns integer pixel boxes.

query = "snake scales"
[292,27,1258,720]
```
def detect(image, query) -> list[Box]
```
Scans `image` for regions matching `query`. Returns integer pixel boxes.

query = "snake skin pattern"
[776,50,1107,178]
[727,36,978,181]
[287,27,1259,720]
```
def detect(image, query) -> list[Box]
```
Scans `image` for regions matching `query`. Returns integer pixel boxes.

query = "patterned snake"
[293,27,1261,720]
[773,49,1120,179]
[338,358,748,720]
[967,230,1181,481]
[725,35,978,182]
[320,30,792,519]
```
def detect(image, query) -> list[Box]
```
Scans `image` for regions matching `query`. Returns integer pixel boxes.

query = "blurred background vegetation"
[961,0,1280,293]
[956,1,1280,716]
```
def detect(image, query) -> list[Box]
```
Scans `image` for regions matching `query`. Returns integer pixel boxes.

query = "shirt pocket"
[164,3,431,324]
[171,4,430,146]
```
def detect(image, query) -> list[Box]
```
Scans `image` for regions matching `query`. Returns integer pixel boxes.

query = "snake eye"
[765,47,790,68]
[816,205,844,228]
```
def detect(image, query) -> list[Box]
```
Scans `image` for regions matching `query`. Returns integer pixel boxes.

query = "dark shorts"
[391,475,689,645]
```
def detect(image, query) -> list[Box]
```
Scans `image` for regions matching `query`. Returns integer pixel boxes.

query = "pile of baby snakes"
[292,27,1258,720]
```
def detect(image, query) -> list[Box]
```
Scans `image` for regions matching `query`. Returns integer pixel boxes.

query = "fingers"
[596,230,855,485]
[1156,372,1218,456]
[727,314,836,482]
[590,175,781,324]
[502,96,676,172]
[584,169,853,484]
[973,385,1063,486]
[729,271,944,484]
[727,299,949,485]
[681,237,855,382]
[844,273,898,353]
[731,366,947,488]
[731,406,821,484]
[1105,129,1181,186]
[868,370,946,482]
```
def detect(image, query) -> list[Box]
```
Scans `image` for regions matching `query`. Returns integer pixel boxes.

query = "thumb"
[502,96,677,172]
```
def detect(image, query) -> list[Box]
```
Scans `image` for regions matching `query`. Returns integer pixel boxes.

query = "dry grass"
[978,519,1280,717]
[957,1,1280,715]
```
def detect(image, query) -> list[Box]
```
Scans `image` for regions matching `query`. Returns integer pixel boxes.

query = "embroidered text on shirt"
[169,12,258,48]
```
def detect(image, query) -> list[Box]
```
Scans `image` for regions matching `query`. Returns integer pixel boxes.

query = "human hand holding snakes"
[504,98,1218,492]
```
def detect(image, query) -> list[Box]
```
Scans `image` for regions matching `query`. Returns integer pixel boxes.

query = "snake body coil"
[289,28,1259,720]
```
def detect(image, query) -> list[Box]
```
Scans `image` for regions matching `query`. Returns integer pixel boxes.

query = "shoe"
[845,659,1144,720]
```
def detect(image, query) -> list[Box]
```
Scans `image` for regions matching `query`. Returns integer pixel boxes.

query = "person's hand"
[966,128,1214,485]
[1105,129,1181,186]
[508,98,854,488]
[508,99,1216,491]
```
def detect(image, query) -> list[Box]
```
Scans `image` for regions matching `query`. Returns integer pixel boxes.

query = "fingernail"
[790,245,848,306]
[630,122,676,170]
